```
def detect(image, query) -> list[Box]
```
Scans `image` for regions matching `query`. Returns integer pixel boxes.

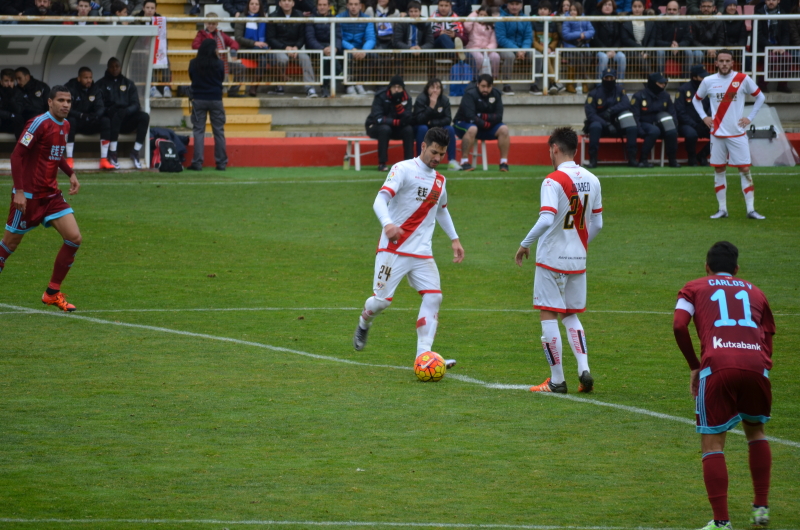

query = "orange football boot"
[42,291,76,312]
[99,158,116,170]
[530,378,567,393]
[66,157,74,169]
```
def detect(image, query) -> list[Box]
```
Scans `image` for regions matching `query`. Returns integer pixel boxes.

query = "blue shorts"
[454,121,504,140]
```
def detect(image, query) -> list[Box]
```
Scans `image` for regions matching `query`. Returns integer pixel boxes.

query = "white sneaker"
[307,88,318,98]
[709,210,728,219]
[355,85,367,95]
[447,160,462,171]
[747,210,766,220]
[149,86,162,98]
[346,85,357,95]
[162,86,172,98]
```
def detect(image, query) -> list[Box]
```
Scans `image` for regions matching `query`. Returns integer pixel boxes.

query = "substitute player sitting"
[515,127,603,394]
[353,127,464,368]
[0,86,82,312]
[673,241,775,530]
[693,50,766,220]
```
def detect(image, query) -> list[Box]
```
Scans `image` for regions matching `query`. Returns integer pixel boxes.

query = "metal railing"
[764,46,800,82]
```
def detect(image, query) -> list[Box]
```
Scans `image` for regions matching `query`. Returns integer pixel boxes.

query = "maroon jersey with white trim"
[676,274,774,374]
[12,112,69,198]
[535,162,602,274]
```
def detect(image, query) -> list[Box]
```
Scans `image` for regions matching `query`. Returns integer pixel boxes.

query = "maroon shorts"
[696,367,772,434]
[5,192,74,234]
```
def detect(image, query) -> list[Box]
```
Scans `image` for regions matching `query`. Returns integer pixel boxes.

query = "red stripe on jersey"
[743,185,754,194]
[416,317,426,328]
[418,290,442,295]
[712,72,747,135]
[546,169,588,250]
[533,304,587,313]
[715,184,726,193]
[592,208,602,214]
[377,248,433,259]
[695,93,703,100]
[713,132,746,139]
[536,262,586,275]
[385,172,445,253]
[540,206,557,214]
[380,186,396,197]
[751,88,761,97]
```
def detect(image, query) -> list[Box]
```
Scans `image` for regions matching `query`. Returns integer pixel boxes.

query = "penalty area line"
[0,303,797,449]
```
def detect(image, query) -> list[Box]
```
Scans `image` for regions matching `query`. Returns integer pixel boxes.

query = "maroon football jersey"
[677,274,775,374]
[11,112,70,199]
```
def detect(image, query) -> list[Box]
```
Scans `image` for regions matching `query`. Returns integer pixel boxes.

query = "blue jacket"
[336,11,376,50]
[561,19,595,47]
[495,7,532,48]
[305,10,344,50]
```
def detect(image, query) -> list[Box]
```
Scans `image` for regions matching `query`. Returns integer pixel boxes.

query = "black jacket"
[723,19,749,47]
[755,4,790,52]
[690,19,725,47]
[675,79,711,129]
[621,20,656,47]
[585,83,631,127]
[0,0,30,14]
[392,21,434,49]
[65,77,106,120]
[630,85,677,133]
[305,9,344,50]
[453,84,503,129]
[366,87,413,129]
[413,91,452,128]
[15,77,50,118]
[222,0,248,16]
[654,19,693,47]
[268,8,307,49]
[95,70,141,117]
[0,85,22,122]
[189,59,225,101]
[592,18,623,48]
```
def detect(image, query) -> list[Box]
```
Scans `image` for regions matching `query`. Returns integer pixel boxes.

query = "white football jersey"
[377,157,448,259]
[695,71,761,138]
[536,162,602,274]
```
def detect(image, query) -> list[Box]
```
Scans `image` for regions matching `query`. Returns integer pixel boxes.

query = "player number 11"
[710,289,758,329]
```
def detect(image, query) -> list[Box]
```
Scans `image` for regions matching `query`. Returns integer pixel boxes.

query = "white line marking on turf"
[1,303,797,449]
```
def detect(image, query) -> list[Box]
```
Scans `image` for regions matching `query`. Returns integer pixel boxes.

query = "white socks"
[500,158,508,164]
[359,296,391,329]
[134,142,143,152]
[66,142,74,157]
[416,292,442,356]
[460,157,469,165]
[541,319,565,384]
[562,314,589,374]
[101,140,109,158]
[714,171,727,212]
[110,141,118,151]
[740,170,755,212]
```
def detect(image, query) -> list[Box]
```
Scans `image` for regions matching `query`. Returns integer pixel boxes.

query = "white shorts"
[533,266,586,313]
[372,251,441,300]
[710,134,751,168]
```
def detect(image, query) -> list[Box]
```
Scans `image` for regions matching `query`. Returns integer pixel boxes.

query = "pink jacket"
[464,12,497,49]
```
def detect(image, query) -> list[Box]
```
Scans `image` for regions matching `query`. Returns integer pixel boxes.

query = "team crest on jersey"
[20,221,27,229]
[686,90,691,98]
[89,95,95,101]
[437,107,443,113]
[732,81,740,88]
[376,281,385,290]
[642,99,647,106]
[663,101,667,107]
[587,96,592,103]
[489,97,495,103]
[120,85,127,91]
[20,132,33,146]
[35,90,42,97]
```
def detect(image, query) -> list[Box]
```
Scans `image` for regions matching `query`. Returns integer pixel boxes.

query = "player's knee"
[465,126,478,137]
[372,296,392,311]
[66,232,82,247]
[422,292,442,308]
[496,125,509,138]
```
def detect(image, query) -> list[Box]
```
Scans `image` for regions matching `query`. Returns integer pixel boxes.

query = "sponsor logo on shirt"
[488,97,495,103]
[21,132,34,146]
[89,95,95,101]
[120,85,127,91]
[713,337,761,350]
[35,90,42,97]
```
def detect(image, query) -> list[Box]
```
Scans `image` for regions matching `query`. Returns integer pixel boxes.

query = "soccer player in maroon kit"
[0,85,83,312]
[673,241,775,530]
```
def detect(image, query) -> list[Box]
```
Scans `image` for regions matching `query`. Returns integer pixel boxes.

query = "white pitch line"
[1,303,798,449]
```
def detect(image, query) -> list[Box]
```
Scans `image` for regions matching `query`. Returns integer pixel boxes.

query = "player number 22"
[710,289,758,329]
[563,194,589,230]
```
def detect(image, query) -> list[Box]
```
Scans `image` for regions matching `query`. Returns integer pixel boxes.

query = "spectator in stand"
[95,56,150,169]
[136,0,174,98]
[234,0,270,97]
[337,0,376,95]
[393,1,434,51]
[110,0,129,23]
[721,0,749,48]
[561,1,594,94]
[365,75,414,172]
[616,0,631,13]
[789,1,800,63]
[630,72,680,168]
[366,0,400,50]
[14,67,49,122]
[465,4,500,80]
[686,0,724,14]
[675,64,711,167]
[622,0,656,76]
[268,0,317,97]
[188,38,228,171]
[431,0,465,50]
[0,0,31,15]
[65,0,99,22]
[593,0,626,80]
[495,0,532,95]
[64,66,114,169]
[0,69,22,139]
[583,67,637,167]
[306,0,342,97]
[654,0,699,76]
[223,0,247,17]
[192,12,246,97]
[413,78,459,170]
[691,0,725,64]
[453,73,511,172]
[756,0,792,92]
[21,0,58,20]
[532,0,559,95]
[450,0,470,17]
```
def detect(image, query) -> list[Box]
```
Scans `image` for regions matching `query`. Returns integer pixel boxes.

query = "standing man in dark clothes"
[691,0,726,65]
[65,67,114,170]
[188,39,227,171]
[584,68,638,168]
[14,67,49,124]
[365,75,414,172]
[0,69,23,139]
[305,0,343,98]
[453,74,510,172]
[675,65,711,167]
[755,0,792,93]
[21,0,59,20]
[268,0,318,97]
[0,0,32,15]
[630,72,680,168]
[95,57,150,169]
[654,0,699,75]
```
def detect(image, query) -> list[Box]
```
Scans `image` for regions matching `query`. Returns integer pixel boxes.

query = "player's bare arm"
[13,190,26,214]
[451,238,464,263]
[384,223,405,243]
[68,173,80,195]
[514,246,529,267]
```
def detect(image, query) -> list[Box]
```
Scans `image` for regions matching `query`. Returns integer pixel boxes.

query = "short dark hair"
[77,0,91,4]
[706,241,738,274]
[597,0,616,11]
[438,0,452,4]
[0,68,15,80]
[407,0,421,9]
[571,1,583,14]
[15,66,31,77]
[538,0,551,10]
[49,84,71,100]
[423,127,450,149]
[78,66,92,75]
[110,0,127,13]
[424,77,442,96]
[143,0,157,5]
[108,56,120,67]
[700,0,715,4]
[717,48,734,59]
[477,73,493,86]
[548,126,578,156]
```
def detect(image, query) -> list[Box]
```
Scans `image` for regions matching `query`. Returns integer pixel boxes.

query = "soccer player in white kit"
[353,127,464,367]
[515,127,603,394]
[692,50,767,220]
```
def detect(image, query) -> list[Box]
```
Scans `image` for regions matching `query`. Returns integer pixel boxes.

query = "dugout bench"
[339,137,490,171]
[0,133,140,171]
[578,136,710,167]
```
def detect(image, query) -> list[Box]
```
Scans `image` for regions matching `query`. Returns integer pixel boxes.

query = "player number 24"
[563,194,589,230]
[710,289,758,329]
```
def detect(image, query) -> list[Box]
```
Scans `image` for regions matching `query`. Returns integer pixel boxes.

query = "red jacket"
[192,29,240,50]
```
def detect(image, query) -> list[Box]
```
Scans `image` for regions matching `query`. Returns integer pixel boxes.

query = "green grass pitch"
[1,165,798,530]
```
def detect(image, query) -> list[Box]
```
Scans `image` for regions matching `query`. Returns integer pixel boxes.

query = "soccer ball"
[414,352,447,382]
